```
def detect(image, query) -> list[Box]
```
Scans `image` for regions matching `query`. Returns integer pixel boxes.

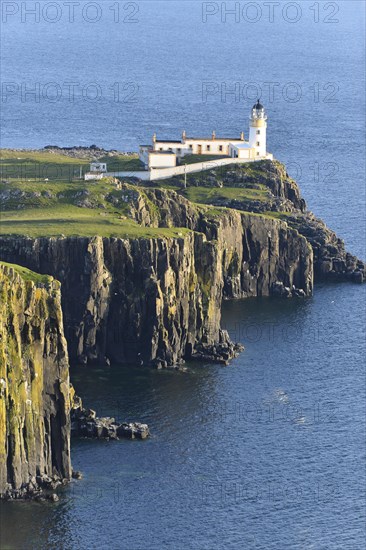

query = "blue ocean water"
[0,1,365,549]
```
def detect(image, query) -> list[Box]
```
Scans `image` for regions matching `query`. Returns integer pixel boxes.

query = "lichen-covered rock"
[0,263,71,499]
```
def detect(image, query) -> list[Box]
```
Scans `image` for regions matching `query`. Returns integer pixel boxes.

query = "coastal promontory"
[0,151,364,369]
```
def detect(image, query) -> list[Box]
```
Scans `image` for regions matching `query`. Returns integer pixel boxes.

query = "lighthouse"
[249,100,267,158]
[138,100,273,174]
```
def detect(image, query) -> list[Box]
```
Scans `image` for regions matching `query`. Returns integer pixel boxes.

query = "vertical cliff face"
[103,234,216,366]
[0,237,112,364]
[278,212,365,283]
[199,210,313,299]
[0,263,71,498]
[140,161,364,283]
[0,235,226,367]
[0,210,313,367]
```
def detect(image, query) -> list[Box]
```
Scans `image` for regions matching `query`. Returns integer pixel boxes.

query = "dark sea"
[0,1,365,549]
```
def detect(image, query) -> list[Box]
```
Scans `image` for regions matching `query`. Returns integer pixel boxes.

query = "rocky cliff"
[1,158,363,368]
[0,263,71,499]
[0,204,312,367]
[278,211,365,283]
[151,160,365,283]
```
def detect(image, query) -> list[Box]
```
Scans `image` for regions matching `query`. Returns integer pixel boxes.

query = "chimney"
[212,130,216,140]
[240,131,244,141]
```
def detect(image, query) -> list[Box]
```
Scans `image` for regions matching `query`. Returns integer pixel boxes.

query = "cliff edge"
[0,263,71,499]
[0,154,363,368]
[0,209,312,367]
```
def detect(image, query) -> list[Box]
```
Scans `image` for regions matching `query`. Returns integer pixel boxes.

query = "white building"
[139,101,269,169]
[90,162,107,173]
[139,148,176,169]
[84,161,108,181]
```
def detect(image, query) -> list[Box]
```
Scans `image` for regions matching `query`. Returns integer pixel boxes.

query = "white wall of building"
[238,148,252,159]
[153,139,246,158]
[90,162,107,172]
[106,170,151,181]
[85,172,104,181]
[149,153,176,168]
[229,144,255,159]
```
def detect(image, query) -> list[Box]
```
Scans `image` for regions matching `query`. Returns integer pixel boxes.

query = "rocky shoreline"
[70,391,150,441]
[0,264,150,502]
[1,390,150,502]
[149,161,365,285]
[281,211,365,283]
[191,329,244,365]
[1,474,70,502]
[0,219,311,367]
[1,158,364,370]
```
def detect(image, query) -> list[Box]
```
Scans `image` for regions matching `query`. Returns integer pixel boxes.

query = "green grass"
[154,159,277,190]
[0,151,190,239]
[0,261,54,284]
[0,149,90,164]
[0,150,145,182]
[0,177,134,214]
[181,186,268,205]
[0,149,90,182]
[0,149,281,239]
[153,181,182,192]
[97,154,145,172]
[0,206,191,239]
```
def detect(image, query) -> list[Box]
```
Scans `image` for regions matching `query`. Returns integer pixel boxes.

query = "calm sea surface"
[0,2,365,549]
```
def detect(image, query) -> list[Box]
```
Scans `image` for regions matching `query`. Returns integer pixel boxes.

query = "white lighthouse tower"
[249,100,267,158]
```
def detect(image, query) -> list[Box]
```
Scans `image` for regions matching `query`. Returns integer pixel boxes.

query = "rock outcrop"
[0,263,71,500]
[70,388,149,440]
[146,160,364,283]
[279,212,365,283]
[201,209,313,300]
[155,160,306,213]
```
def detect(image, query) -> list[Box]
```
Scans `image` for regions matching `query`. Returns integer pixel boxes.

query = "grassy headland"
[0,149,188,238]
[0,149,286,239]
[0,261,54,284]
